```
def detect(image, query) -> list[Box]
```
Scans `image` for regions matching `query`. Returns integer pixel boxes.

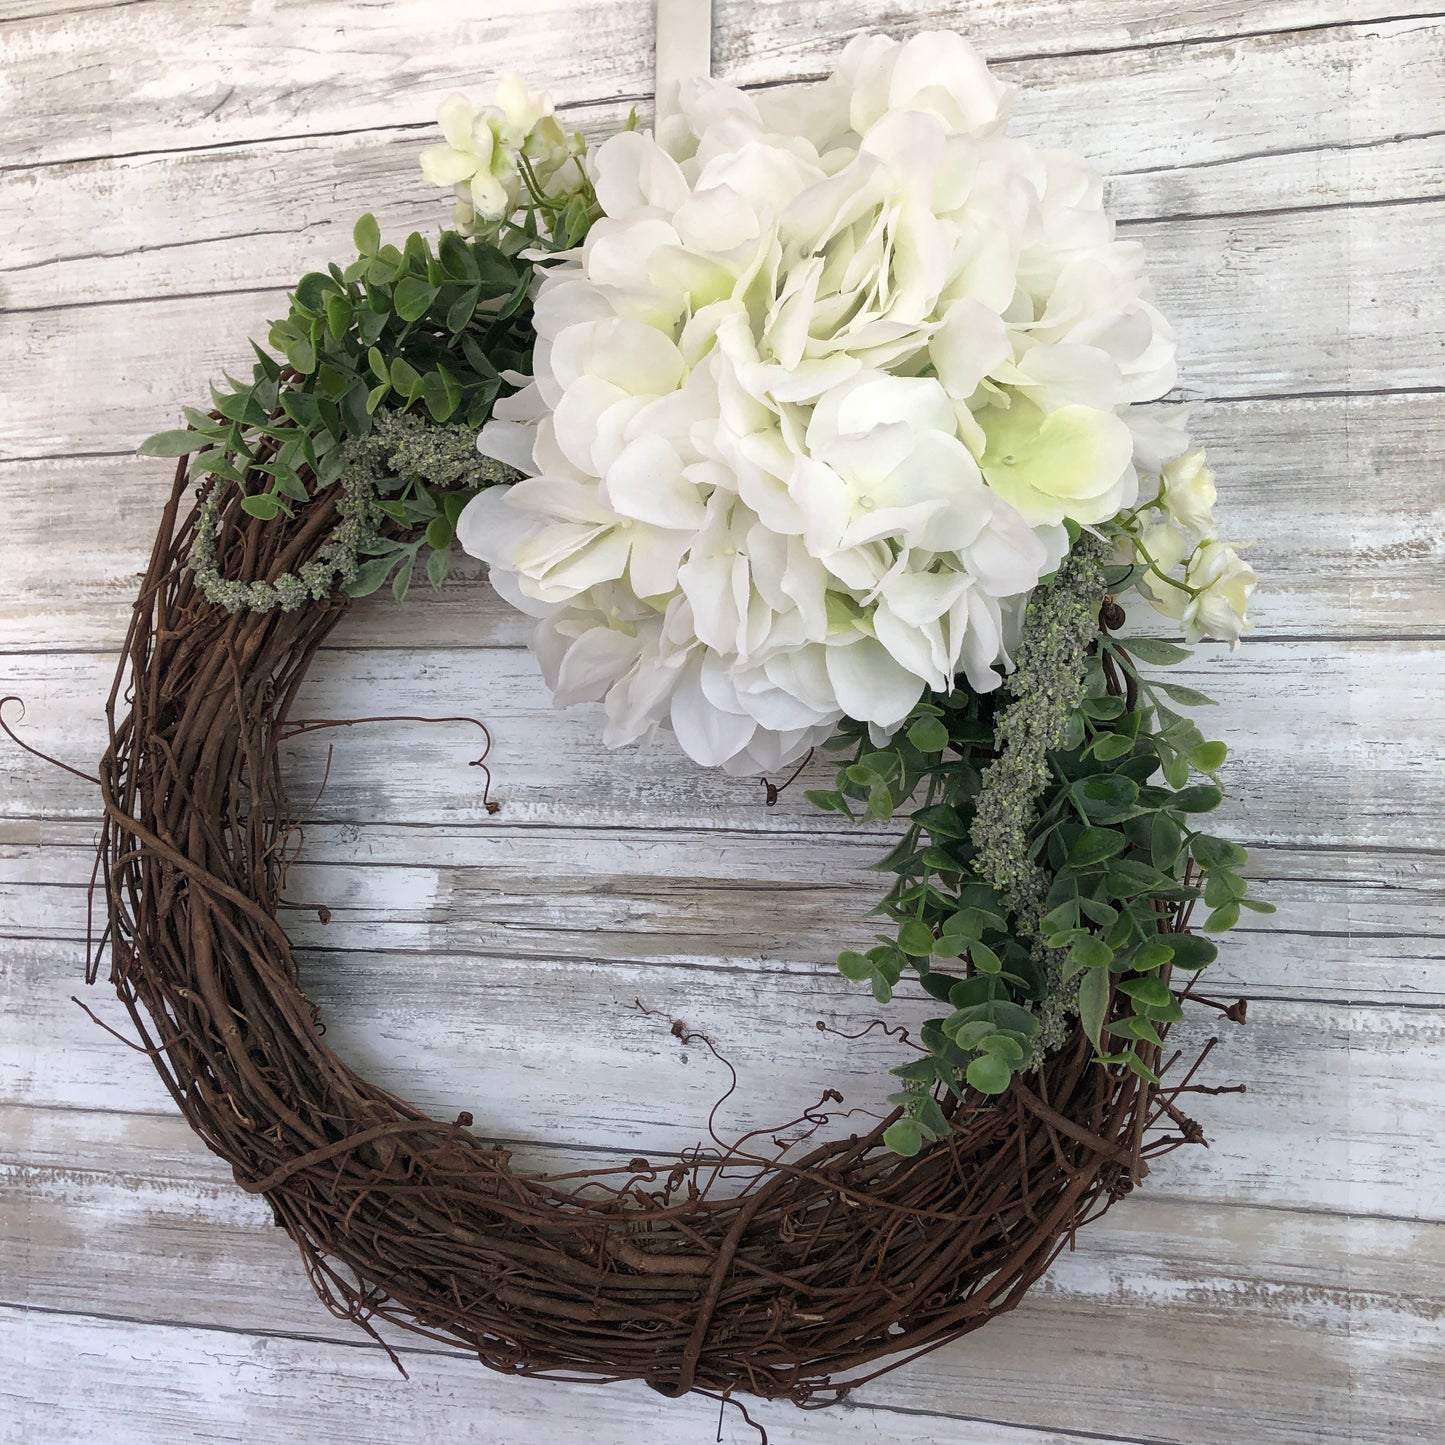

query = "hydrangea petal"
[824,635,925,729]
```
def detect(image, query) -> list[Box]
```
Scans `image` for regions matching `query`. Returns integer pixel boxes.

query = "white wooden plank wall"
[1,2,1442,1441]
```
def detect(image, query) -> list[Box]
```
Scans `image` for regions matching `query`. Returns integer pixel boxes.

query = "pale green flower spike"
[969,531,1109,1051]
[189,413,514,613]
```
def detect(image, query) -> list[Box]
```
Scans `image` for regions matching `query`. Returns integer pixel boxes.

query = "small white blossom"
[1134,521,1191,620]
[1180,540,1256,648]
[1159,448,1218,537]
[419,74,559,227]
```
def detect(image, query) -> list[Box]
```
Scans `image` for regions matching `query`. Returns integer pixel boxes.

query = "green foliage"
[813,621,1270,1156]
[139,216,533,600]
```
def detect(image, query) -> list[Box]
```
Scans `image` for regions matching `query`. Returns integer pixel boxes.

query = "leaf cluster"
[140,215,533,599]
[810,634,1271,1157]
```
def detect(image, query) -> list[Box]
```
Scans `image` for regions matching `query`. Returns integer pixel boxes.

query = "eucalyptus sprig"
[812,600,1271,1157]
[139,215,534,599]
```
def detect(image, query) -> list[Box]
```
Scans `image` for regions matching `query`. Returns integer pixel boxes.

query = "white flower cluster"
[419,75,578,230]
[457,33,1244,773]
[1126,440,1256,647]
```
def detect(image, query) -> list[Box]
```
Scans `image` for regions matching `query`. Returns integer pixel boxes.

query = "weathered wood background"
[2,2,1442,1440]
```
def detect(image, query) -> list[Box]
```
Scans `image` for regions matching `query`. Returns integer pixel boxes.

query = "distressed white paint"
[1,3,1442,1443]
[6,393,1444,648]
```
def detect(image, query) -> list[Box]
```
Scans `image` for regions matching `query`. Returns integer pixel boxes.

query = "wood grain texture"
[5,826,1445,1004]
[0,1306,1225,1445]
[712,1,1445,78]
[2,1,1442,1441]
[2,638,1442,846]
[0,0,659,167]
[3,929,1442,1219]
[7,198,1442,463]
[7,18,1443,313]
[4,1111,1442,1444]
[2,0,1439,167]
[4,393,1443,649]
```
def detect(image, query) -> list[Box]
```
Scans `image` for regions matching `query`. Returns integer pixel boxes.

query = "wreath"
[98,31,1267,1415]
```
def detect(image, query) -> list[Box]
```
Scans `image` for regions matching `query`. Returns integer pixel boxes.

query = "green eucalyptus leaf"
[238,492,282,520]
[907,716,949,753]
[1118,977,1174,1008]
[1156,681,1217,707]
[919,970,962,1002]
[948,977,996,1009]
[249,343,282,382]
[191,449,243,483]
[1167,933,1219,970]
[1133,940,1176,971]
[990,1000,1040,1037]
[1068,828,1128,867]
[1041,901,1080,938]
[1126,1051,1162,1084]
[1123,638,1192,665]
[1077,896,1119,928]
[979,1032,1025,1063]
[897,920,935,958]
[913,805,970,839]
[1190,740,1229,772]
[439,230,478,279]
[295,270,342,314]
[1076,774,1139,822]
[1171,783,1224,813]
[1151,812,1183,871]
[446,287,482,334]
[138,429,203,457]
[390,557,414,603]
[1107,1015,1164,1046]
[883,1120,925,1157]
[281,331,316,375]
[1091,732,1135,761]
[422,369,458,422]
[914,1093,950,1139]
[344,554,395,597]
[353,213,381,256]
[389,356,422,395]
[1083,694,1125,721]
[1190,834,1248,871]
[1078,967,1111,1050]
[970,942,1002,974]
[966,1052,1013,1095]
[1070,935,1114,970]
[951,1018,996,1051]
[805,789,852,818]
[426,546,450,591]
[1163,748,1192,789]
[892,1056,942,1084]
[324,293,352,338]
[1204,870,1249,907]
[394,276,440,322]
[1204,899,1241,933]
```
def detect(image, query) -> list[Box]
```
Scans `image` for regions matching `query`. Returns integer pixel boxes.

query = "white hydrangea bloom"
[460,31,1190,773]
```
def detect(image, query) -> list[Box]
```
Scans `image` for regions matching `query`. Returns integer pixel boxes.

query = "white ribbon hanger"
[655,0,714,118]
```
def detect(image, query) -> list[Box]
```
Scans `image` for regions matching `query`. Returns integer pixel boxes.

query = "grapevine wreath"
[95,28,1269,1417]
